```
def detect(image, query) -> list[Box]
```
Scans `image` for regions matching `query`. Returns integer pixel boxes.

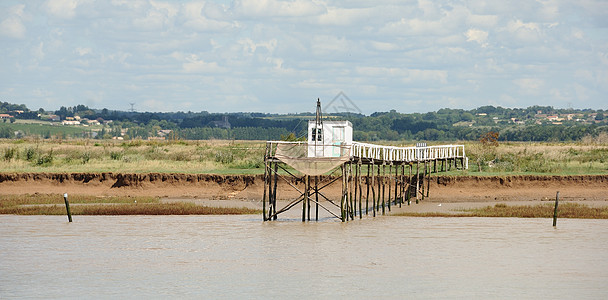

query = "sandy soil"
[1,173,606,214]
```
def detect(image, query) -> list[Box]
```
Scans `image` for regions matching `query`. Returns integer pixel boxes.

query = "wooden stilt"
[387,164,392,212]
[426,161,431,198]
[303,175,308,222]
[358,161,363,219]
[378,162,386,215]
[415,161,420,204]
[366,162,370,215]
[371,162,376,217]
[262,157,268,221]
[341,164,345,222]
[272,162,278,220]
[407,163,412,205]
[315,176,319,221]
[394,163,399,208]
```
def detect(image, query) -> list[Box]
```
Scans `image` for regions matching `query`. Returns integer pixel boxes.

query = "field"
[0,138,607,175]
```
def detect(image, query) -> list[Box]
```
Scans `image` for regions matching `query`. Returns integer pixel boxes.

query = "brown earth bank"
[0,173,606,204]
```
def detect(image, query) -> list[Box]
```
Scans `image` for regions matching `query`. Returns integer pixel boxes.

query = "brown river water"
[1,215,607,299]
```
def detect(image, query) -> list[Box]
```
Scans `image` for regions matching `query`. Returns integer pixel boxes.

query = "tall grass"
[392,203,608,219]
[0,139,606,175]
[0,194,261,215]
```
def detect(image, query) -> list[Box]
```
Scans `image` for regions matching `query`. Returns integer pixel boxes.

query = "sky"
[1,0,607,115]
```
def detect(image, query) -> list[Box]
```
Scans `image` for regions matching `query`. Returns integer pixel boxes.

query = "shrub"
[110,151,123,160]
[3,147,16,161]
[35,150,54,166]
[23,147,37,161]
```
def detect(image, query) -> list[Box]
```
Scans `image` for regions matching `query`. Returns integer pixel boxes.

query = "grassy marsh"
[0,138,606,175]
[392,203,608,219]
[0,194,261,215]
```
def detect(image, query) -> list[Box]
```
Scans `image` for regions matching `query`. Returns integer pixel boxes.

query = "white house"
[307,120,352,158]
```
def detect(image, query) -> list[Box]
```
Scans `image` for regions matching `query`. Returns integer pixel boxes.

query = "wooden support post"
[63,193,72,222]
[358,162,363,219]
[267,161,273,221]
[380,163,384,214]
[553,191,559,227]
[349,161,354,220]
[366,162,371,215]
[315,176,319,221]
[371,162,376,217]
[341,164,346,222]
[415,162,420,204]
[272,162,278,220]
[387,164,392,212]
[407,163,412,205]
[421,161,426,200]
[262,158,268,221]
[426,161,431,198]
[376,165,382,212]
[302,175,308,222]
[395,163,399,208]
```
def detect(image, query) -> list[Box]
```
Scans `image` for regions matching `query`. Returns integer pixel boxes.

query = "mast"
[315,98,323,156]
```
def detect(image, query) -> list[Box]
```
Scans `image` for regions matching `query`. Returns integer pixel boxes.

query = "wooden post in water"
[262,154,268,221]
[357,162,363,219]
[371,162,376,217]
[415,162,420,204]
[302,175,308,222]
[553,191,559,227]
[381,163,385,215]
[407,163,412,205]
[315,176,319,221]
[426,161,431,198]
[63,193,72,222]
[272,162,278,220]
[387,164,392,212]
[341,164,346,222]
[366,162,371,215]
[377,163,381,213]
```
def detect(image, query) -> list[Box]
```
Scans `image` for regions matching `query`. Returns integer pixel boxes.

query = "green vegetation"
[0,194,260,215]
[392,203,608,219]
[0,139,266,174]
[1,101,607,142]
[0,139,606,175]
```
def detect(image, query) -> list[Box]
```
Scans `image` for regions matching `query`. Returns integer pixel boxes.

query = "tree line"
[0,101,606,142]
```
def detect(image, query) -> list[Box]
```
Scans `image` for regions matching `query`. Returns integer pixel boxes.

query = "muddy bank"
[0,172,606,202]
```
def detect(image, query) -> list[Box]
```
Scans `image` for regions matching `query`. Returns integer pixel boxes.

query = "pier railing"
[351,142,465,163]
[266,141,466,164]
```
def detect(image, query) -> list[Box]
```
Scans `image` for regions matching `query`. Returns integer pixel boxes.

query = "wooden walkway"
[263,141,467,222]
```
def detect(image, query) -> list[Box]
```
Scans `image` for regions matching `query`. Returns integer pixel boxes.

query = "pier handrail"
[351,142,465,162]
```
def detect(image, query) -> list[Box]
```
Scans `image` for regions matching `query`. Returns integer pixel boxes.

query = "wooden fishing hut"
[263,100,468,222]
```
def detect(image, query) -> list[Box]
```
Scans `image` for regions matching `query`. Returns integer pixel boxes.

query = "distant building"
[62,120,81,125]
[157,129,172,137]
[210,116,231,129]
[0,114,13,119]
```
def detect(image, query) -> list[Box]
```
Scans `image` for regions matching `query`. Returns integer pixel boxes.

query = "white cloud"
[465,28,489,47]
[182,54,223,73]
[232,0,325,18]
[506,19,542,43]
[0,4,26,39]
[75,47,92,56]
[46,0,81,19]
[513,78,545,94]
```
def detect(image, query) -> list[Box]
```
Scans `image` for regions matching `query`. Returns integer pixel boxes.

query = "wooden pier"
[262,141,467,222]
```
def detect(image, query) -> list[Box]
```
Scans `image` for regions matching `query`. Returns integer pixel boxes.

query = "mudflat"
[1,173,606,213]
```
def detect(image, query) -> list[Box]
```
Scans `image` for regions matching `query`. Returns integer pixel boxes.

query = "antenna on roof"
[315,98,322,126]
